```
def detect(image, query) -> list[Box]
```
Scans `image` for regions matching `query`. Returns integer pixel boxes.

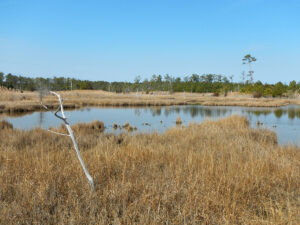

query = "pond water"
[1,105,300,146]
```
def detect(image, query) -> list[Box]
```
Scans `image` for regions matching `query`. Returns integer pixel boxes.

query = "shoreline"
[1,90,300,115]
[1,101,299,119]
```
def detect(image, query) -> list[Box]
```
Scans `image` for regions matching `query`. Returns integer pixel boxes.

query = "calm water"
[1,105,300,146]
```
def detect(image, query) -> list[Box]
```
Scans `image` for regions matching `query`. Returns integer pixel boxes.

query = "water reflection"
[146,105,300,120]
[38,112,44,127]
[3,104,300,146]
[134,108,141,116]
[153,106,231,118]
[5,105,300,121]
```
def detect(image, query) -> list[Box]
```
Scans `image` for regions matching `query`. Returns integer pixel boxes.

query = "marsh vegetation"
[0,116,299,224]
[0,88,300,224]
[0,89,300,115]
[4,104,300,146]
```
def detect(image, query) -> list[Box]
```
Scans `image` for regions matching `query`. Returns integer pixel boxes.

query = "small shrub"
[263,87,273,97]
[253,91,262,98]
[176,117,182,125]
[224,89,228,97]
[89,121,104,131]
[70,120,105,133]
[122,122,130,128]
[0,120,13,130]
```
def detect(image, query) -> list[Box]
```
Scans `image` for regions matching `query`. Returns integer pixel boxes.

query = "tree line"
[0,71,299,98]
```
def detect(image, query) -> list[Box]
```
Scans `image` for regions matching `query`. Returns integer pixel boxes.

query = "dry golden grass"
[1,89,300,114]
[0,116,299,224]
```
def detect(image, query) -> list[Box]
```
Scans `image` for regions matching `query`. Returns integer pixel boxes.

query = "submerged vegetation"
[0,116,299,224]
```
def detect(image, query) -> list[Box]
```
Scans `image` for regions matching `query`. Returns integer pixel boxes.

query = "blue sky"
[0,0,299,83]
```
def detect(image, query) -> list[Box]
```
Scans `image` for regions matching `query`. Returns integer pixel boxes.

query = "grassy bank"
[0,116,299,224]
[1,89,300,114]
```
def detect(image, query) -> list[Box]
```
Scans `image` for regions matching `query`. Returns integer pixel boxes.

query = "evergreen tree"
[242,54,257,83]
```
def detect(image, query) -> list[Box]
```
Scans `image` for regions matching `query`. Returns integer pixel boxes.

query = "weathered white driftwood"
[41,91,95,191]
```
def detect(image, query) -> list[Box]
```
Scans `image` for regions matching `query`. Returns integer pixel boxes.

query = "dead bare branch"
[41,91,95,191]
[47,129,70,137]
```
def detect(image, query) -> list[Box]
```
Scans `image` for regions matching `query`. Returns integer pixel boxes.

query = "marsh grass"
[0,116,299,224]
[0,120,13,130]
[176,116,182,125]
[1,89,300,114]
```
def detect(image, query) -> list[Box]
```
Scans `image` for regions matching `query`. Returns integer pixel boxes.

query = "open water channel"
[1,105,300,146]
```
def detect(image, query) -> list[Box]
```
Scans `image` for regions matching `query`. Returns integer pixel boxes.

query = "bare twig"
[41,91,95,191]
[41,102,60,115]
[41,102,50,111]
[47,129,70,137]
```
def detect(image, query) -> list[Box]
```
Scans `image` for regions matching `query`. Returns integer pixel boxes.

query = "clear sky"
[0,0,299,83]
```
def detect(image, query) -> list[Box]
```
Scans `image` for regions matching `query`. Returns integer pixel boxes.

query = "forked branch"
[41,91,95,191]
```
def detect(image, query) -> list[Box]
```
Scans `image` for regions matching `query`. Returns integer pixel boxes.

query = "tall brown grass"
[1,89,300,114]
[0,116,299,224]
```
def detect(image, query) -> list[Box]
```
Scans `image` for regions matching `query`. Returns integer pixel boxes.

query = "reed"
[0,116,299,224]
[1,89,300,114]
[0,120,13,130]
[176,116,182,125]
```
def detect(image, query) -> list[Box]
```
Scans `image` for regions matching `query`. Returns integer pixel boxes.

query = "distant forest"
[0,71,299,98]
